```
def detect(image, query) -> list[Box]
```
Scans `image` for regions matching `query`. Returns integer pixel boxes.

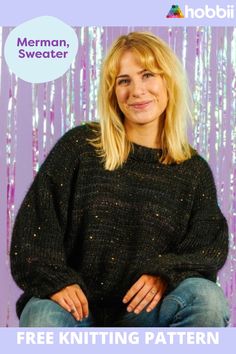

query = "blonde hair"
[87,31,197,170]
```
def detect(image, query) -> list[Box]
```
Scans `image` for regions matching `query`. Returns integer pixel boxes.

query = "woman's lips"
[129,101,152,110]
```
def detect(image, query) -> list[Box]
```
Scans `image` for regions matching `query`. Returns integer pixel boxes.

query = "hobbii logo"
[185,4,234,19]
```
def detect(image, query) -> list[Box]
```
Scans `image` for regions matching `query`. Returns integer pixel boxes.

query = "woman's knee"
[164,277,230,327]
[19,297,76,327]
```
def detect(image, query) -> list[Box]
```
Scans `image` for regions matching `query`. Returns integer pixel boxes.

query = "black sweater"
[10,123,229,317]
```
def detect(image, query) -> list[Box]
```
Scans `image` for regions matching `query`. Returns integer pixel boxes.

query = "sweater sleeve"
[143,157,229,290]
[10,127,88,299]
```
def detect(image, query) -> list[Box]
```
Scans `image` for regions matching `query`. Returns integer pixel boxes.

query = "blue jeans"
[19,278,230,327]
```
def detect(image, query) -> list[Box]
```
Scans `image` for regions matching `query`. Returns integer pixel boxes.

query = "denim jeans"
[19,277,230,327]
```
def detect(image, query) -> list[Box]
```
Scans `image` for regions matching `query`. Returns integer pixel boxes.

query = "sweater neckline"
[129,141,162,163]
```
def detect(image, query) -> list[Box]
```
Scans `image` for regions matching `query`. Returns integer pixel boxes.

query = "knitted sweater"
[10,123,229,317]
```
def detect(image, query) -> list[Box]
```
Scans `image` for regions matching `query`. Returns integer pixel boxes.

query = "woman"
[10,32,230,327]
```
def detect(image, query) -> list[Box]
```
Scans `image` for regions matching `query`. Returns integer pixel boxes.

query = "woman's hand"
[50,284,89,321]
[122,274,167,314]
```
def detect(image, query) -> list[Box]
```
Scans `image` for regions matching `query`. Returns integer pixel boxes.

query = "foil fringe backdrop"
[0,27,235,326]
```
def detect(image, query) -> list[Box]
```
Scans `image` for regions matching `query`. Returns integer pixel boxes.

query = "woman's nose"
[131,80,146,97]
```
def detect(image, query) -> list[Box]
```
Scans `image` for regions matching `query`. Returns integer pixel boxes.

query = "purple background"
[0,26,236,327]
[0,0,235,26]
[0,328,235,354]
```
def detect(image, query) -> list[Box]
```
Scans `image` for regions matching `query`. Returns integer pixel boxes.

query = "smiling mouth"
[129,101,152,110]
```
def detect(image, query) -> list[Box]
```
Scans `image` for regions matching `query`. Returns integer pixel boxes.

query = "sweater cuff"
[162,270,205,291]
[135,266,208,292]
[19,265,88,299]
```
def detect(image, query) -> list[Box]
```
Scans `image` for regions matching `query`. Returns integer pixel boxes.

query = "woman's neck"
[124,118,163,148]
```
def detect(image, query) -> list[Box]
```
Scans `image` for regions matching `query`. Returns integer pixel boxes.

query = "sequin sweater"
[10,123,229,317]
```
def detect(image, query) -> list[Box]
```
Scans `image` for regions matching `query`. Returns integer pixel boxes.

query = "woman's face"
[115,51,168,127]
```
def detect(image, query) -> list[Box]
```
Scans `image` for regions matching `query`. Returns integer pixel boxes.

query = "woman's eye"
[143,72,154,78]
[117,79,130,85]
